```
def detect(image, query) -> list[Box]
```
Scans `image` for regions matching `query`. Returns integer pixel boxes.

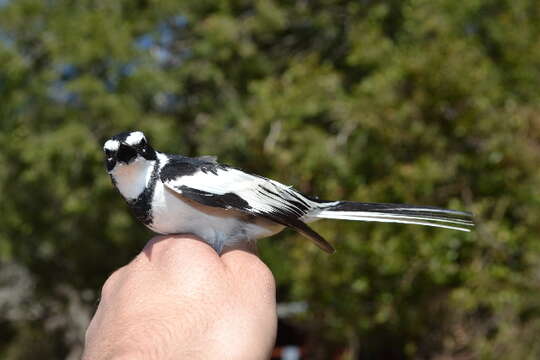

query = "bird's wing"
[159,159,335,253]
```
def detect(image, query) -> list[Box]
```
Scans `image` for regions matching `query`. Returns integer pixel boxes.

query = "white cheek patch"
[126,131,146,146]
[104,139,120,151]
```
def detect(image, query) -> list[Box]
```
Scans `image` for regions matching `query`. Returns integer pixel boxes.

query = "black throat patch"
[128,159,160,225]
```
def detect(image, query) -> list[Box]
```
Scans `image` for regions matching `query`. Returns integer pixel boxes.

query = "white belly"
[147,181,283,252]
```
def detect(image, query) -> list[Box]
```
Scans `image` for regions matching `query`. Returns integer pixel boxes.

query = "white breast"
[110,158,155,200]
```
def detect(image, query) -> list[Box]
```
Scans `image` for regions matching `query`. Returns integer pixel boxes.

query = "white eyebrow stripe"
[104,139,120,151]
[125,131,145,146]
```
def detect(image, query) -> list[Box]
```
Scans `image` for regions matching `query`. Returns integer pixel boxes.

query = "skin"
[83,235,277,360]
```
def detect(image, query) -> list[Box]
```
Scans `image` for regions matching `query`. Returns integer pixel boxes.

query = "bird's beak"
[106,153,117,172]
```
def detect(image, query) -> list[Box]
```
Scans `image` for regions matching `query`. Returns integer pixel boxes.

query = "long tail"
[315,201,474,232]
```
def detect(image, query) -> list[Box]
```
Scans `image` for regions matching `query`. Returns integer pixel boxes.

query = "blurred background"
[1,0,539,359]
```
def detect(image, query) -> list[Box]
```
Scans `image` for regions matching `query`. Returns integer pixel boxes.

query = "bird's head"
[103,131,157,173]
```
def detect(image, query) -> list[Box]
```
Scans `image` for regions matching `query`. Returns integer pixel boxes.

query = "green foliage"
[1,0,539,358]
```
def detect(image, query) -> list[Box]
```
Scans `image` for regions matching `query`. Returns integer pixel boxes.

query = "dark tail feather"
[262,210,336,253]
[315,201,474,232]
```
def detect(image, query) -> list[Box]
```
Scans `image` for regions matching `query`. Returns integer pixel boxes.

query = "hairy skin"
[83,235,277,360]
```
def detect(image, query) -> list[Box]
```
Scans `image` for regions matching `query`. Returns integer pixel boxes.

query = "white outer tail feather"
[315,210,470,231]
[314,201,474,232]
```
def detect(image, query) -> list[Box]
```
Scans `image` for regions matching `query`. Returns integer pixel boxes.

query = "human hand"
[83,235,277,360]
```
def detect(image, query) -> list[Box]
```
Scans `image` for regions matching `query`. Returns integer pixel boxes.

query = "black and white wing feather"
[160,156,336,253]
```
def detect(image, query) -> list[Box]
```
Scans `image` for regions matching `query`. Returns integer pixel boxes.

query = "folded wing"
[160,157,335,253]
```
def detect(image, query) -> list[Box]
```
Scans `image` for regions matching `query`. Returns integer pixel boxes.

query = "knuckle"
[257,262,276,294]
[100,266,126,297]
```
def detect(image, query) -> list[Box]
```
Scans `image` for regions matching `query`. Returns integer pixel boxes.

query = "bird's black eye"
[139,141,157,160]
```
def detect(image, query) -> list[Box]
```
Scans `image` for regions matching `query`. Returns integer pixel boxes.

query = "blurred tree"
[1,0,539,358]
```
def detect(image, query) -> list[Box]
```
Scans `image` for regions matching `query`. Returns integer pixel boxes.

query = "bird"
[103,130,474,254]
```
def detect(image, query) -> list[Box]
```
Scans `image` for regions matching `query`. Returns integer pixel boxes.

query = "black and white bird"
[103,131,474,254]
